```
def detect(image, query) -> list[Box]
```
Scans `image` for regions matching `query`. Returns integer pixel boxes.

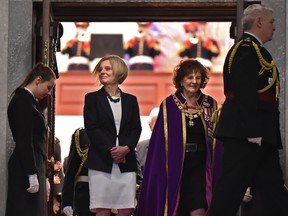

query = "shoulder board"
[240,37,252,47]
[243,37,252,42]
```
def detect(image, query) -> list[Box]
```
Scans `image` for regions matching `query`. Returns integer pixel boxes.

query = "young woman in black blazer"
[6,63,56,216]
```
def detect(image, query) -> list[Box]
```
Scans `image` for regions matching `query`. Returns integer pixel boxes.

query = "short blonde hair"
[92,55,128,84]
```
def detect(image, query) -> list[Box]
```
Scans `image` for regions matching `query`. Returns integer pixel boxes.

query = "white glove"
[63,206,73,216]
[27,174,39,193]
[248,137,262,146]
[46,178,50,202]
[243,187,253,203]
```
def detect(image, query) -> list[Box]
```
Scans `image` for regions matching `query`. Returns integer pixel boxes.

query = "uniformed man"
[210,4,288,216]
[62,128,93,216]
[62,128,117,216]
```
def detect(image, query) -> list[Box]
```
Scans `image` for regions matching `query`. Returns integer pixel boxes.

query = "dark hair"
[18,62,56,89]
[173,59,209,93]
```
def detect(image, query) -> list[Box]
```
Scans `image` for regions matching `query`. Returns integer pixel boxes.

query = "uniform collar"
[244,32,263,46]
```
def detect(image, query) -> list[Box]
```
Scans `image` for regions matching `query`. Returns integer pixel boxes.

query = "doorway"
[32,2,255,216]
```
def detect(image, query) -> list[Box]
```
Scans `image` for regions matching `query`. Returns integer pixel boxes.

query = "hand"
[110,146,129,164]
[53,197,60,214]
[243,187,253,203]
[248,137,262,146]
[54,161,63,171]
[63,206,73,216]
[54,174,61,184]
[27,174,39,193]
[46,178,50,202]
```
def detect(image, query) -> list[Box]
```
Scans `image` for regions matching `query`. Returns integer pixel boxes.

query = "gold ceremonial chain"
[172,94,208,126]
[75,129,88,177]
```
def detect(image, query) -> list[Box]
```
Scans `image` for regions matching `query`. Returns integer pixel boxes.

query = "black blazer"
[84,87,142,173]
[214,33,282,148]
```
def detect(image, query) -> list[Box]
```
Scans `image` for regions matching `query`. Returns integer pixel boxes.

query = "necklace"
[185,108,203,127]
[107,94,120,103]
[173,94,207,127]
[106,91,120,103]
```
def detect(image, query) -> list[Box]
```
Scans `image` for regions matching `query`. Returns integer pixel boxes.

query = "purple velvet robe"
[137,91,223,216]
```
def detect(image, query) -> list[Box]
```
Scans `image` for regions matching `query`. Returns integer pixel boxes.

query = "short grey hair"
[242,4,273,31]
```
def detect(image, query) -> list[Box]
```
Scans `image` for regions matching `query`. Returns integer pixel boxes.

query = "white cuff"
[248,137,262,146]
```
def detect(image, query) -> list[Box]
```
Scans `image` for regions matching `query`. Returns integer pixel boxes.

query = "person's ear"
[35,76,42,85]
[256,16,262,28]
[148,121,152,130]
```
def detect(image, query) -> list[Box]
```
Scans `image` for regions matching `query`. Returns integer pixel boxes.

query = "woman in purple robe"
[137,59,222,216]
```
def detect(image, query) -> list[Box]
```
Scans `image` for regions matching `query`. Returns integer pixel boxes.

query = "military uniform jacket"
[84,87,142,173]
[214,33,282,148]
[62,128,91,214]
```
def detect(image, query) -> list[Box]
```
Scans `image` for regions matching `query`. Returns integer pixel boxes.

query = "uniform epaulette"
[240,37,252,47]
[244,37,251,42]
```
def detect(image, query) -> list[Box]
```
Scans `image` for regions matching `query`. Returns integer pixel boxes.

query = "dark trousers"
[209,138,288,216]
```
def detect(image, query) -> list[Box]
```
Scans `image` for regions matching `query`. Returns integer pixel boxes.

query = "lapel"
[98,87,129,132]
[175,91,186,104]
[33,100,45,120]
[119,88,128,133]
[20,88,45,120]
[98,87,114,123]
[197,91,204,106]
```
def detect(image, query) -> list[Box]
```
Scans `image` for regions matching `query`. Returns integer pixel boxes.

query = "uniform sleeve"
[230,42,261,133]
[62,132,81,208]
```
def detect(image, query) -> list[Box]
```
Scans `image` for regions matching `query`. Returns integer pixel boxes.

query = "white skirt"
[88,163,136,212]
